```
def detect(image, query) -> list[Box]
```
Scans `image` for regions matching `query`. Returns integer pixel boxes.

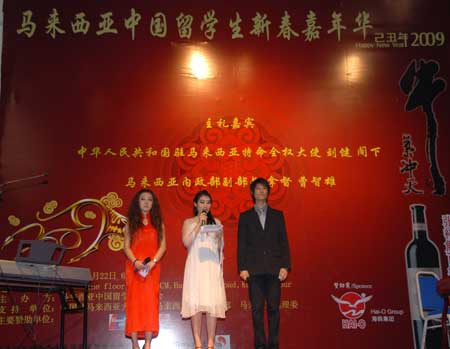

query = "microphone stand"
[0,173,48,202]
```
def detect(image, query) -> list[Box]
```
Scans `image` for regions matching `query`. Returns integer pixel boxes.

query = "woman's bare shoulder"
[183,217,196,226]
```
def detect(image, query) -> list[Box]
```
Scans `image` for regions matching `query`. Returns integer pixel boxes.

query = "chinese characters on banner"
[74,118,382,190]
[16,8,446,48]
[400,134,424,195]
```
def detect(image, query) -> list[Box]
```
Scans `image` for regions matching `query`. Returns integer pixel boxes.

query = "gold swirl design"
[108,234,124,251]
[8,215,21,227]
[106,207,127,252]
[101,192,123,209]
[84,211,97,219]
[1,195,128,264]
[43,200,58,214]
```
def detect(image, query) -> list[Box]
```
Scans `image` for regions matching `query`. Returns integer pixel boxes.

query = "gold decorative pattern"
[8,215,21,227]
[84,211,97,219]
[101,192,123,209]
[43,200,58,214]
[1,193,127,264]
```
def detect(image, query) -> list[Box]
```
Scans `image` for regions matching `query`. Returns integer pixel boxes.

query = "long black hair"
[193,190,216,225]
[127,189,163,242]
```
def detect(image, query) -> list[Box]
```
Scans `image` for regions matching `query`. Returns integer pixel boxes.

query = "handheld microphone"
[201,210,207,226]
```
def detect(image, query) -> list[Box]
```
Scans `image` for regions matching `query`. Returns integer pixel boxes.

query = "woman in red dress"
[124,189,167,349]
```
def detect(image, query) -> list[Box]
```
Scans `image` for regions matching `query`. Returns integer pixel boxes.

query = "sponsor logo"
[331,292,373,330]
[332,291,372,319]
[108,313,125,331]
[215,334,231,349]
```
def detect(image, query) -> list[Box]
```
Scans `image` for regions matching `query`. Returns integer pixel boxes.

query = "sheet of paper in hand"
[200,224,223,235]
[138,267,150,278]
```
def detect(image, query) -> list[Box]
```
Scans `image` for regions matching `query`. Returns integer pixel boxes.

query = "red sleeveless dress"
[125,223,160,338]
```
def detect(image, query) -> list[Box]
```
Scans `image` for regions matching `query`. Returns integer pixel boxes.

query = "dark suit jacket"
[237,206,291,275]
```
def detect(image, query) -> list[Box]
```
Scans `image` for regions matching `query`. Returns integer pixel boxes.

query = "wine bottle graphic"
[405,204,442,348]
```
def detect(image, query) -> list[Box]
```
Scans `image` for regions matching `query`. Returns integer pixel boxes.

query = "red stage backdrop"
[1,1,449,348]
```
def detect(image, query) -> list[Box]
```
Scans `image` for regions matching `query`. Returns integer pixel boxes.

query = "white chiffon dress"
[181,220,227,318]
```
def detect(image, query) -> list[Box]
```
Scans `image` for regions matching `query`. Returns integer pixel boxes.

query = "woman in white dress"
[181,190,227,349]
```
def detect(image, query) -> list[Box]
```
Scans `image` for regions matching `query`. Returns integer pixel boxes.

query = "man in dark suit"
[238,177,291,349]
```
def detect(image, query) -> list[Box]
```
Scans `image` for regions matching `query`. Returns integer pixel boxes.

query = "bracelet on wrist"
[132,259,138,266]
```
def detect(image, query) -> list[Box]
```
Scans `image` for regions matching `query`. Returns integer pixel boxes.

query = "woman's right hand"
[198,211,207,226]
[134,260,145,270]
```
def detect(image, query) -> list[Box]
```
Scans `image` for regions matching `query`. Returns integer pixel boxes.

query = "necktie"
[257,208,265,229]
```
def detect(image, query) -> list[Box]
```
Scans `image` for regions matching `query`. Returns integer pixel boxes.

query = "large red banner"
[1,1,449,348]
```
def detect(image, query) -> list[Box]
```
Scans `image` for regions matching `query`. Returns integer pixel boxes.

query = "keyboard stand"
[0,261,91,349]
